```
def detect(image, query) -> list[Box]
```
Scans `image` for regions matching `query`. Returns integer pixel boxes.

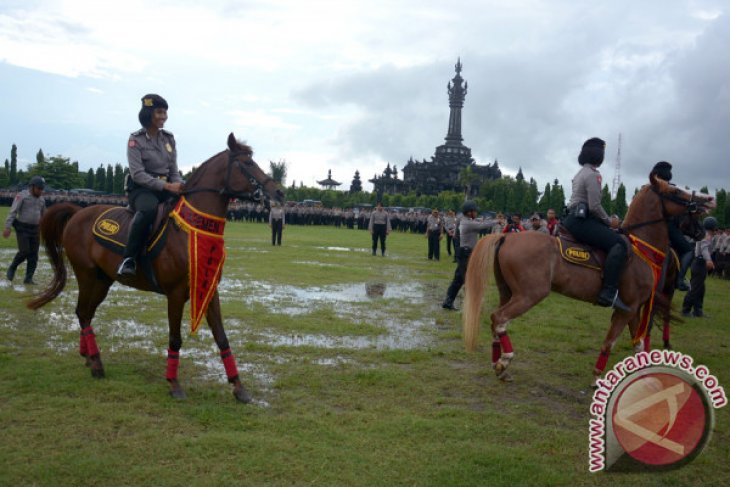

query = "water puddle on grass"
[3,261,437,399]
[218,278,423,306]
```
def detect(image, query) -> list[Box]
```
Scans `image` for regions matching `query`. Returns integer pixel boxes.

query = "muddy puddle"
[2,257,439,400]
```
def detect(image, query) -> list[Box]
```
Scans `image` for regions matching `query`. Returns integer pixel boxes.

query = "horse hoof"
[498,371,513,382]
[90,368,105,379]
[233,387,252,404]
[494,362,507,377]
[169,389,187,400]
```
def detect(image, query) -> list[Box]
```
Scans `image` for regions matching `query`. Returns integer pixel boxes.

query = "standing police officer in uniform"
[117,94,184,277]
[563,138,630,312]
[4,176,46,284]
[268,201,285,246]
[649,161,694,291]
[442,201,495,310]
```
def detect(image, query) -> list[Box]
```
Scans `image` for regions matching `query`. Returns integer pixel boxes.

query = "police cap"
[29,175,46,189]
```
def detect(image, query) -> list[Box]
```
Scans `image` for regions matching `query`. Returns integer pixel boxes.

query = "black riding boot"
[117,212,148,277]
[23,257,38,284]
[442,295,456,310]
[597,243,631,312]
[676,250,693,291]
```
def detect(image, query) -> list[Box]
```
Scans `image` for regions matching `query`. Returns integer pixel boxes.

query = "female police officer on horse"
[117,94,184,277]
[563,137,630,312]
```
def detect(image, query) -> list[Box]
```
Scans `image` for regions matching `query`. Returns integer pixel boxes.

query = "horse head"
[649,175,716,240]
[225,133,286,206]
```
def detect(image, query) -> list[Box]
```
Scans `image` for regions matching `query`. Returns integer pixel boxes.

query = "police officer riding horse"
[117,94,184,277]
[563,137,631,312]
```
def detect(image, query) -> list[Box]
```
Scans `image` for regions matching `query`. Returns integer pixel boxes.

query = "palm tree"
[269,159,288,186]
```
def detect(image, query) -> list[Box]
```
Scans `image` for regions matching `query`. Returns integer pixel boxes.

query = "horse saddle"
[92,203,173,259]
[555,225,606,271]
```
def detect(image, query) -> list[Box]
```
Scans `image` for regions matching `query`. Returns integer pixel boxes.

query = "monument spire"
[445,57,468,145]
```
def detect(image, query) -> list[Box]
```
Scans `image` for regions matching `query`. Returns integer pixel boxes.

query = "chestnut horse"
[463,176,714,385]
[644,211,706,351]
[27,133,284,402]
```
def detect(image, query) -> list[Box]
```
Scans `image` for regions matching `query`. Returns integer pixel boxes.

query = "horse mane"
[184,150,226,188]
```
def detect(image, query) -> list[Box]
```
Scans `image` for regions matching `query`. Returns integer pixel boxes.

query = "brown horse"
[462,176,714,385]
[644,211,706,351]
[27,133,284,402]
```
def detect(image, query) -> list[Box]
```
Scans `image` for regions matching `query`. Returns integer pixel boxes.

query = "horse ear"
[227,133,237,151]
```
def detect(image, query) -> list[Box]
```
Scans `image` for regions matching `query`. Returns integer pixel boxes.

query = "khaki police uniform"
[564,163,627,292]
[269,206,285,246]
[5,189,45,282]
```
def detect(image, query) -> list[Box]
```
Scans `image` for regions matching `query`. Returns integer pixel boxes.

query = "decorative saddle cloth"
[555,226,607,271]
[92,205,172,259]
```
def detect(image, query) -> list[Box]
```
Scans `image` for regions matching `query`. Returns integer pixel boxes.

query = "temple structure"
[372,59,501,196]
[317,170,342,190]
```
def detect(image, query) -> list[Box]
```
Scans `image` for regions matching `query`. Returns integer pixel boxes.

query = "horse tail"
[26,203,80,310]
[463,234,501,352]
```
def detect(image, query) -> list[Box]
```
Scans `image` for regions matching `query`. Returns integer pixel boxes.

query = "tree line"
[2,144,728,227]
[1,144,128,194]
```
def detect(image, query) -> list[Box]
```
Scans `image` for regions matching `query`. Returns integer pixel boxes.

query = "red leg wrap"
[595,351,609,373]
[498,333,513,354]
[643,335,651,353]
[663,322,670,342]
[220,348,239,380]
[491,340,502,364]
[81,326,99,357]
[79,331,89,357]
[166,349,180,381]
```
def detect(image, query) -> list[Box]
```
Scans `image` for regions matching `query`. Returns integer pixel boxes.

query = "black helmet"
[462,200,478,214]
[650,161,673,182]
[578,137,606,167]
[703,216,718,231]
[29,175,46,189]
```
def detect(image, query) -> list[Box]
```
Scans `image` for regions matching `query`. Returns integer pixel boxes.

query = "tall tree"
[350,170,362,193]
[94,165,106,192]
[113,163,125,194]
[269,159,288,186]
[613,183,628,218]
[10,144,18,184]
[36,149,46,165]
[601,184,613,215]
[538,183,551,213]
[714,189,727,228]
[550,179,565,212]
[86,168,94,189]
[105,164,114,193]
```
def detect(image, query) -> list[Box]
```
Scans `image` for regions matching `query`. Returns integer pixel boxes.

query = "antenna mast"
[611,133,622,198]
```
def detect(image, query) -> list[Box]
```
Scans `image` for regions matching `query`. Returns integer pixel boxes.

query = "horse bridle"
[182,149,274,203]
[622,186,700,234]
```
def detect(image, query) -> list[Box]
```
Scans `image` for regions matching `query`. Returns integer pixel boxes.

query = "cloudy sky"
[1,0,728,197]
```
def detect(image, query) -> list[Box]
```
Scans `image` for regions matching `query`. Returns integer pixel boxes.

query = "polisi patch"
[97,219,120,236]
[556,236,604,271]
[566,247,590,262]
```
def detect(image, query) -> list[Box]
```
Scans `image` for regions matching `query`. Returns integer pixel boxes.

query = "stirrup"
[598,288,630,312]
[117,257,137,277]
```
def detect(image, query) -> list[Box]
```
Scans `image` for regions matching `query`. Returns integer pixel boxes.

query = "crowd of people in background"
[2,187,729,281]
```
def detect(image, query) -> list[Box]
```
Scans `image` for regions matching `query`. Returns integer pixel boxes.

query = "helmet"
[29,175,46,189]
[650,161,672,182]
[703,216,718,231]
[462,201,478,214]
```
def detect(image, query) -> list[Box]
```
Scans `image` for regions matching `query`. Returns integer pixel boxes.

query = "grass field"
[0,206,728,486]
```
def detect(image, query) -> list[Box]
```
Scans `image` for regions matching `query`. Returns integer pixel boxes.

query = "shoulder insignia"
[128,139,137,148]
[131,128,145,136]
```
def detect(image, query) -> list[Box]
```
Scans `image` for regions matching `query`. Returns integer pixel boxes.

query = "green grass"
[0,207,728,486]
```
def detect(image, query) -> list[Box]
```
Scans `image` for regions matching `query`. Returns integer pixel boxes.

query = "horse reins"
[181,149,273,203]
[621,187,698,234]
